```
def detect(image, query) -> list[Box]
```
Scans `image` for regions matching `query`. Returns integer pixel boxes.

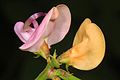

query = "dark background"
[0,0,120,80]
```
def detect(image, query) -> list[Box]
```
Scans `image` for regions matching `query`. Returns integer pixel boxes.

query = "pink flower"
[14,4,71,52]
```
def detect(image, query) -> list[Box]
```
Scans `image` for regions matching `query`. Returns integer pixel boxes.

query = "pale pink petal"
[14,22,35,43]
[19,8,53,52]
[24,12,46,30]
[14,22,26,43]
[47,4,71,46]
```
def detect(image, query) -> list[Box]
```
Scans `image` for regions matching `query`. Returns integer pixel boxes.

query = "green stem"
[35,50,81,80]
[35,63,51,80]
[55,69,81,80]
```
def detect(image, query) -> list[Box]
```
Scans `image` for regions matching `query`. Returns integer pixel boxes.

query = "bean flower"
[58,18,105,70]
[14,4,71,58]
[14,4,106,80]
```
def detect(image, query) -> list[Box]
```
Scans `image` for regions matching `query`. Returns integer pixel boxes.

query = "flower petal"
[24,12,46,30]
[59,18,105,70]
[14,21,36,43]
[47,4,71,46]
[14,22,26,43]
[73,18,91,46]
[19,8,54,52]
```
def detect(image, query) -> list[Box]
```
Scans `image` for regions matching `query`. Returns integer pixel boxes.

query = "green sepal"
[35,49,47,59]
[33,53,41,58]
[50,50,60,68]
[57,53,70,64]
[65,64,70,72]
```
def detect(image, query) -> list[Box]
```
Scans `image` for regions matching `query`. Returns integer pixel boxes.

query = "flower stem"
[55,69,81,80]
[35,50,81,80]
[35,63,51,80]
